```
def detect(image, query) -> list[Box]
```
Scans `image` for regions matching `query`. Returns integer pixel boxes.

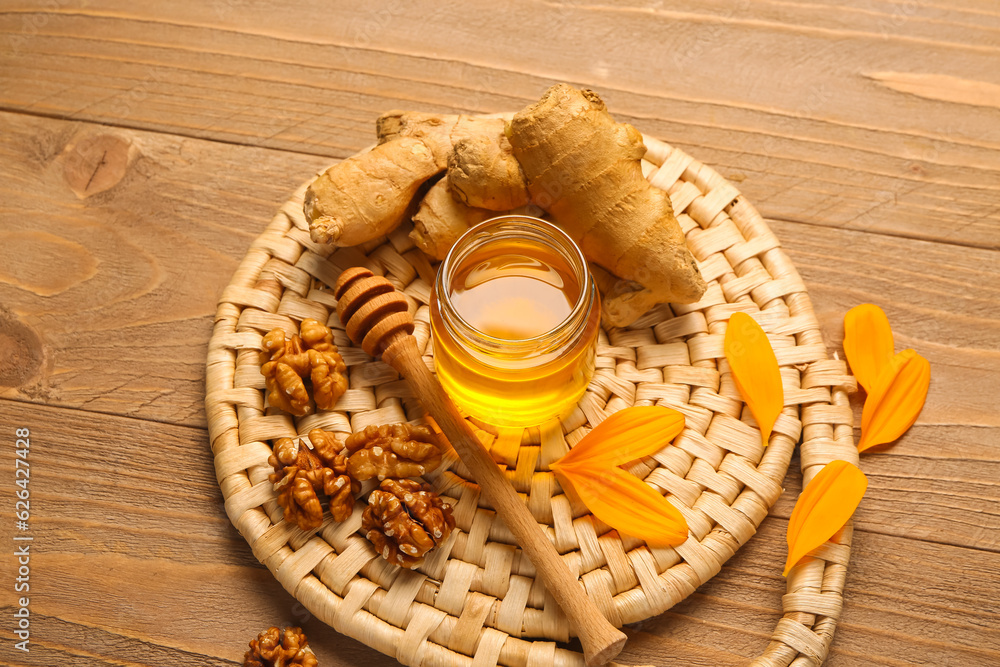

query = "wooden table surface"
[1,2,998,665]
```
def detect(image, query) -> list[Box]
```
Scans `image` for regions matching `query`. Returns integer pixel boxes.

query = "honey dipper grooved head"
[334,267,414,357]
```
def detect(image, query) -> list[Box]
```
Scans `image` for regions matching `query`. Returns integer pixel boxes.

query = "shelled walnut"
[269,433,358,530]
[344,423,443,482]
[244,626,317,667]
[362,478,456,568]
[260,318,347,416]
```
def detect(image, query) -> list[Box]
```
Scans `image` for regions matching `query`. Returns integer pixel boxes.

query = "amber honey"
[431,216,600,427]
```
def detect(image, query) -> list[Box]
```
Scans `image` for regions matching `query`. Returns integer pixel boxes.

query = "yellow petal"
[724,312,783,445]
[557,406,685,469]
[843,304,895,394]
[859,349,930,453]
[553,464,689,546]
[784,460,867,576]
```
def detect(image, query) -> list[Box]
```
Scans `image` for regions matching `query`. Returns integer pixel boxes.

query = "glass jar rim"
[435,215,593,354]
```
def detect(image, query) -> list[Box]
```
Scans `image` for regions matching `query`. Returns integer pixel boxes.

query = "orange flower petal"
[724,312,783,446]
[859,349,930,453]
[784,460,868,576]
[843,304,894,394]
[557,406,685,469]
[553,464,689,546]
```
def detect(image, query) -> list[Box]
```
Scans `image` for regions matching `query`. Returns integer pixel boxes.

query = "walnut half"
[260,318,347,416]
[362,478,455,568]
[269,434,358,530]
[345,423,443,482]
[244,626,317,667]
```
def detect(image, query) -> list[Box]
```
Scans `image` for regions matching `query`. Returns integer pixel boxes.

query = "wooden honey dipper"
[335,267,627,667]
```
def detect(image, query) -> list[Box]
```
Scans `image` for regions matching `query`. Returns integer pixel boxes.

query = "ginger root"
[590,263,663,329]
[304,137,439,246]
[448,133,529,211]
[410,177,496,260]
[506,84,706,314]
[410,177,545,260]
[378,110,529,211]
[309,87,706,329]
[377,111,509,169]
[376,110,458,168]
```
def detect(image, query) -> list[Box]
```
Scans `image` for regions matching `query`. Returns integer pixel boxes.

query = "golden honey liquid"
[431,241,599,427]
[450,253,578,339]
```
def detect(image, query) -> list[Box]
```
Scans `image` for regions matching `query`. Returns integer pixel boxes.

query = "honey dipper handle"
[383,337,627,667]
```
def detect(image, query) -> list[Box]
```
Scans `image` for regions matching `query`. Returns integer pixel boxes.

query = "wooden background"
[1,1,998,665]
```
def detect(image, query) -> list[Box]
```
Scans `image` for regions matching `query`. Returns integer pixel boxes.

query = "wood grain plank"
[0,552,384,666]
[0,110,330,426]
[0,613,241,666]
[1,398,998,666]
[1,2,998,247]
[0,398,387,667]
[4,529,996,666]
[634,519,1000,666]
[0,399,253,567]
[1,110,996,439]
[0,5,996,667]
[771,426,1000,553]
[769,218,1000,431]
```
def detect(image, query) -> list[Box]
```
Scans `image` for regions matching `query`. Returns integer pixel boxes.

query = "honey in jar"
[430,216,600,427]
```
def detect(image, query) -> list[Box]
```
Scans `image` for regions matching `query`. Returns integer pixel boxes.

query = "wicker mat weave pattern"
[205,134,858,667]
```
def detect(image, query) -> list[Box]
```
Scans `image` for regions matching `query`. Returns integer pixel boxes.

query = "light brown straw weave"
[205,129,859,667]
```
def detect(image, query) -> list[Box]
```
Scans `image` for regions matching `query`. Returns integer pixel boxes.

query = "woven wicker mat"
[205,132,859,667]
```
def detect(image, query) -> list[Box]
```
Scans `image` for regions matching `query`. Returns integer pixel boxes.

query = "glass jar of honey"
[430,216,600,427]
